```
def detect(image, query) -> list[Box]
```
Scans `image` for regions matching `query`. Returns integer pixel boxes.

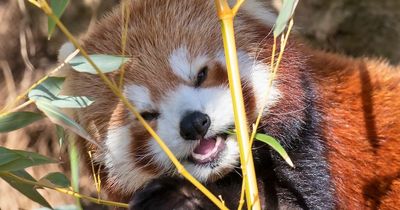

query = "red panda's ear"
[230,0,277,27]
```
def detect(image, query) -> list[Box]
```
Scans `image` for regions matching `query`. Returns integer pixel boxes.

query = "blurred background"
[0,0,399,209]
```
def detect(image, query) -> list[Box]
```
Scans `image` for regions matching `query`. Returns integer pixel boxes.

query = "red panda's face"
[68,0,280,194]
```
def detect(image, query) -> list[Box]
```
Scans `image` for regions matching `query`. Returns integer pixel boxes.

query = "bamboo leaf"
[0,147,57,172]
[28,77,65,102]
[68,54,129,74]
[56,125,65,147]
[28,77,93,109]
[0,112,44,132]
[35,205,80,210]
[254,133,294,167]
[48,0,70,39]
[0,170,52,208]
[51,96,93,108]
[273,0,299,37]
[69,138,82,209]
[39,172,70,188]
[35,99,95,145]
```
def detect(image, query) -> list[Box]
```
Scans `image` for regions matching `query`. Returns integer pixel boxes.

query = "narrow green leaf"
[28,77,65,102]
[39,172,71,188]
[254,133,294,167]
[0,147,57,172]
[35,99,96,146]
[36,205,80,210]
[28,77,93,109]
[68,54,129,74]
[56,125,65,147]
[48,0,70,39]
[273,0,299,37]
[51,96,94,108]
[0,112,44,132]
[0,170,52,208]
[69,138,82,209]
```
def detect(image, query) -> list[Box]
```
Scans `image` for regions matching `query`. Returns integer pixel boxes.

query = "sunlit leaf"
[273,0,299,37]
[68,54,129,74]
[48,0,70,39]
[0,112,44,132]
[35,99,96,146]
[0,170,52,208]
[0,147,56,172]
[254,133,294,167]
[39,172,70,188]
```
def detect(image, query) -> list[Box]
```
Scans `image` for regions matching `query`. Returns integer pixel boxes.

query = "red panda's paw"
[129,177,213,210]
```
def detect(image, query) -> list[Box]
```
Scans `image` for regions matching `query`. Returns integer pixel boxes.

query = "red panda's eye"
[195,66,208,87]
[140,111,160,121]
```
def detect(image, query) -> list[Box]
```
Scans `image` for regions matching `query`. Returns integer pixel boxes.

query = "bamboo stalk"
[215,1,260,209]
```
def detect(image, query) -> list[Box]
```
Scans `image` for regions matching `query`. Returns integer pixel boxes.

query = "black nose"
[180,111,211,140]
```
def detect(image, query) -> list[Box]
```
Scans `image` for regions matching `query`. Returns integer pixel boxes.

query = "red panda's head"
[62,0,303,196]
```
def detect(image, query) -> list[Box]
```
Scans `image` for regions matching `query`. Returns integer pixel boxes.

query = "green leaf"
[0,170,52,208]
[28,77,65,102]
[39,172,71,188]
[56,125,65,147]
[35,99,96,146]
[69,139,82,209]
[273,0,299,37]
[48,0,70,39]
[51,96,93,108]
[28,77,93,109]
[68,54,129,74]
[0,147,57,172]
[254,133,294,167]
[36,205,80,210]
[0,112,44,132]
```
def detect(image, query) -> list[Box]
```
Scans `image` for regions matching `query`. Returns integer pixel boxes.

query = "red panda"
[61,0,400,209]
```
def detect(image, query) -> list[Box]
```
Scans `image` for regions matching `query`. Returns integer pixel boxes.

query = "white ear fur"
[232,0,277,26]
[58,42,76,62]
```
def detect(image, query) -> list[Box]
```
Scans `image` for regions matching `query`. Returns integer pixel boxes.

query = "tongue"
[192,137,225,164]
[193,138,217,155]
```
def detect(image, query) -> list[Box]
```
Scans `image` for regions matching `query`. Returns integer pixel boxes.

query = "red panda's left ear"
[230,0,277,27]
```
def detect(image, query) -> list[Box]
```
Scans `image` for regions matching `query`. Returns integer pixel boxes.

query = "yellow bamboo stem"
[215,1,260,209]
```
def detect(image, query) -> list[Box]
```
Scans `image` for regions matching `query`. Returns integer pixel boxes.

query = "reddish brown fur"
[307,51,400,209]
[63,1,400,208]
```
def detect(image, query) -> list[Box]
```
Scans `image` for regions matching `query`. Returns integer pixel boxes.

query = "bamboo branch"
[215,1,260,209]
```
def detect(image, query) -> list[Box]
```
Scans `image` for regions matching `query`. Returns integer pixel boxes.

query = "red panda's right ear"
[232,0,277,27]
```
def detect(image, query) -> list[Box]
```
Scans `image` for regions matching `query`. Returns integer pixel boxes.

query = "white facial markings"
[148,85,234,172]
[218,50,281,112]
[102,125,155,193]
[169,46,209,82]
[111,51,280,184]
[124,84,154,111]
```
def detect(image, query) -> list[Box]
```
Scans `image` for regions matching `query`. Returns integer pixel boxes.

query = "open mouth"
[190,135,227,165]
